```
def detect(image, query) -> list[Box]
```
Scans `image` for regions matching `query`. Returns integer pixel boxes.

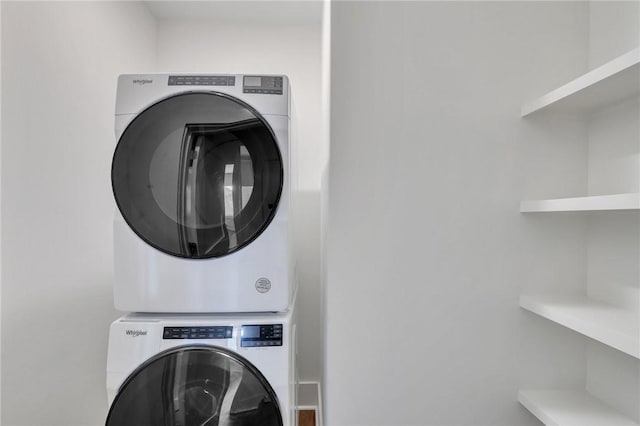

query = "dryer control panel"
[163,326,233,340]
[167,75,236,86]
[240,324,283,347]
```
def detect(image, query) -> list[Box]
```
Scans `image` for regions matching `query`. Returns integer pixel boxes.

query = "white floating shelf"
[520,193,640,213]
[519,389,639,426]
[520,293,639,358]
[522,47,640,116]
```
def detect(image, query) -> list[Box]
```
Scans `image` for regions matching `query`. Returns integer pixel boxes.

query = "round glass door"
[106,346,283,426]
[112,92,283,259]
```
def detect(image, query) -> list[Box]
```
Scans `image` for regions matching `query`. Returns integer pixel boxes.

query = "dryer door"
[112,92,283,259]
[106,346,283,426]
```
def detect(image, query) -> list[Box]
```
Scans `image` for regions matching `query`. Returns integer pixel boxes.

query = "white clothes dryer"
[111,74,293,313]
[106,306,297,426]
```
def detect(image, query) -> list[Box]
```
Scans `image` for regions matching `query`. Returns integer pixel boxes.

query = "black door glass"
[106,346,283,426]
[112,92,283,259]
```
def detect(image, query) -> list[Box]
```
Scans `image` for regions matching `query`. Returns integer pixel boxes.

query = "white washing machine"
[106,306,297,426]
[112,74,293,313]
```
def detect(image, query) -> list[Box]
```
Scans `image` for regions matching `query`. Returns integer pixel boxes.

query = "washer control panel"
[240,324,283,347]
[243,76,284,95]
[168,75,236,86]
[163,326,233,340]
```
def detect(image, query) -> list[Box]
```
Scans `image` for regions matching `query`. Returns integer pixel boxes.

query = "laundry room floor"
[299,410,316,426]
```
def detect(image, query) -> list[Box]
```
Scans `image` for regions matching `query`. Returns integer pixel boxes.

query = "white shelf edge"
[522,47,640,116]
[519,389,640,426]
[520,193,640,213]
[520,293,640,359]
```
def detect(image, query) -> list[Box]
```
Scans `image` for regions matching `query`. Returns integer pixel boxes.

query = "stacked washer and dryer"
[105,74,297,426]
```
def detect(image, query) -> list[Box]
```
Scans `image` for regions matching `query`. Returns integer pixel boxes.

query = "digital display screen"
[244,76,262,87]
[240,324,282,347]
[242,76,283,95]
[241,325,261,339]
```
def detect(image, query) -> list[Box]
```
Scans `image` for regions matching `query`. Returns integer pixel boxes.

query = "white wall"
[589,1,639,68]
[153,15,325,382]
[1,2,156,425]
[585,1,640,421]
[326,2,590,425]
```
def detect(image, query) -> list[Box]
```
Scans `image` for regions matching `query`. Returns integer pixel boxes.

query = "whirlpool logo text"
[125,329,148,337]
[132,79,153,85]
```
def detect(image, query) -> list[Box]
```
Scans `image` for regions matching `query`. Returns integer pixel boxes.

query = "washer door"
[112,92,283,259]
[106,346,283,426]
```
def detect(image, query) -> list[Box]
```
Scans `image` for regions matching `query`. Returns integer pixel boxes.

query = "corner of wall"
[0,2,3,423]
[319,0,331,420]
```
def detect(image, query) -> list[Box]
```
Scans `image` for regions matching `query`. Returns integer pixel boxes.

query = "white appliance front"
[112,74,293,313]
[106,308,297,426]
